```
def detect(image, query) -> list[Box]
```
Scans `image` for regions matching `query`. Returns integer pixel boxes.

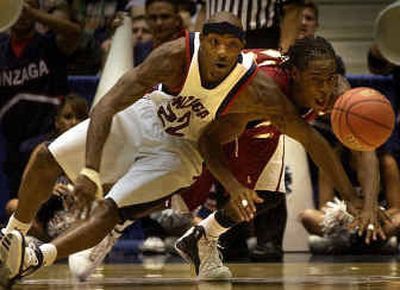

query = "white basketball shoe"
[175,225,232,279]
[0,230,44,288]
[68,220,133,281]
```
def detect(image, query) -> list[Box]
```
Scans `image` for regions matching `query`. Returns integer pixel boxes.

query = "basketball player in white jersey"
[0,12,360,286]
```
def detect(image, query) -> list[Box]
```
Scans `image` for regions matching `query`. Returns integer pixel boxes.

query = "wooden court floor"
[12,254,400,290]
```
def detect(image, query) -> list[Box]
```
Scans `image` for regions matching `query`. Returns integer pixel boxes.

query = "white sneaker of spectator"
[140,237,166,255]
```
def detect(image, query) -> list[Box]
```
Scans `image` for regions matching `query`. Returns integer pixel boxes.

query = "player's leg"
[4,144,63,236]
[176,191,286,279]
[68,197,167,281]
[3,118,94,237]
[250,191,286,262]
[37,148,198,281]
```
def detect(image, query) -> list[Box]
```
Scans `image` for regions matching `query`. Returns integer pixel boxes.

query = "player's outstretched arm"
[246,70,358,204]
[350,150,387,243]
[73,38,186,214]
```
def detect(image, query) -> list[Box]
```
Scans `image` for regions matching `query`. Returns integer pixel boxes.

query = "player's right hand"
[228,186,263,222]
[71,175,97,219]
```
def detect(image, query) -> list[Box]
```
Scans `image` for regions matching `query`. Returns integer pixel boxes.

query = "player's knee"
[5,198,18,216]
[299,209,317,226]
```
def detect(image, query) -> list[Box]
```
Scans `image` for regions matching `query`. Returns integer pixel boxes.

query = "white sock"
[198,212,229,240]
[114,219,135,236]
[39,243,57,266]
[5,215,31,235]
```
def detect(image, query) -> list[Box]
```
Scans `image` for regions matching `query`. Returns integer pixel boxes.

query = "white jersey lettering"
[153,32,256,141]
[0,59,50,87]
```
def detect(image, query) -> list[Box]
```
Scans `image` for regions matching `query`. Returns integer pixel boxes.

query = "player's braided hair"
[284,36,336,71]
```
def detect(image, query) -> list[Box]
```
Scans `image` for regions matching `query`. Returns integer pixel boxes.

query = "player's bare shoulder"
[136,37,187,89]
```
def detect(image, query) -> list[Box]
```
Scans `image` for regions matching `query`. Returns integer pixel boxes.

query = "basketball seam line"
[332,107,393,130]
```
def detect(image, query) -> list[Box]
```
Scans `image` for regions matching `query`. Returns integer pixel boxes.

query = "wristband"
[79,167,103,199]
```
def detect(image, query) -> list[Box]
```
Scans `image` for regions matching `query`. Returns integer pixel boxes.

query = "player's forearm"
[306,130,357,201]
[198,133,241,194]
[85,71,145,171]
[356,151,380,209]
[318,170,335,208]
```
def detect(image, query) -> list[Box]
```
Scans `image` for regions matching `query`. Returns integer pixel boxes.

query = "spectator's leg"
[380,153,400,208]
[299,209,324,236]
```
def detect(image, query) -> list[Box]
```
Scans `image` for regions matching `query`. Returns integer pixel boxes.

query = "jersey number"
[157,104,190,137]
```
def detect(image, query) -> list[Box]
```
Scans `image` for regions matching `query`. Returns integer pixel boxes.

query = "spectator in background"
[101,13,154,67]
[368,44,400,210]
[177,0,197,31]
[200,0,304,51]
[0,0,80,207]
[70,0,128,45]
[297,0,318,39]
[5,94,89,243]
[131,15,153,43]
[134,0,184,66]
[45,1,102,75]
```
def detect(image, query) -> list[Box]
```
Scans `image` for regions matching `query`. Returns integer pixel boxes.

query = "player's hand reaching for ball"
[349,204,387,244]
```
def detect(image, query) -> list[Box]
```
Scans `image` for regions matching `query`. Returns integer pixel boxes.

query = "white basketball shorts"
[49,94,203,208]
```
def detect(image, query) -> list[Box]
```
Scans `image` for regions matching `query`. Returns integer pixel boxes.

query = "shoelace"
[23,245,39,273]
[89,230,120,262]
[198,237,224,271]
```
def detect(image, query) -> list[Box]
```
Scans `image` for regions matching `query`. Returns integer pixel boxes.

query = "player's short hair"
[285,36,336,71]
[145,0,179,13]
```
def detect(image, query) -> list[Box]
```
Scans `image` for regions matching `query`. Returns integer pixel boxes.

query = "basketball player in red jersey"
[1,13,365,285]
[175,38,387,277]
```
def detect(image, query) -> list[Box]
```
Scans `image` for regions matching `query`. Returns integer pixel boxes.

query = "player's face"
[146,1,181,44]
[293,58,337,113]
[199,33,244,84]
[298,8,318,39]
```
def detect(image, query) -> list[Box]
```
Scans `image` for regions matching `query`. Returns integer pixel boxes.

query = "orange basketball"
[330,87,395,151]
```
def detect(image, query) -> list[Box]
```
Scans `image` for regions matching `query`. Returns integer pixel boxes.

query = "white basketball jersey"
[150,32,257,141]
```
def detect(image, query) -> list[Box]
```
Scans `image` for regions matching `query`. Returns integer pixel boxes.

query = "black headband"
[202,22,245,42]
